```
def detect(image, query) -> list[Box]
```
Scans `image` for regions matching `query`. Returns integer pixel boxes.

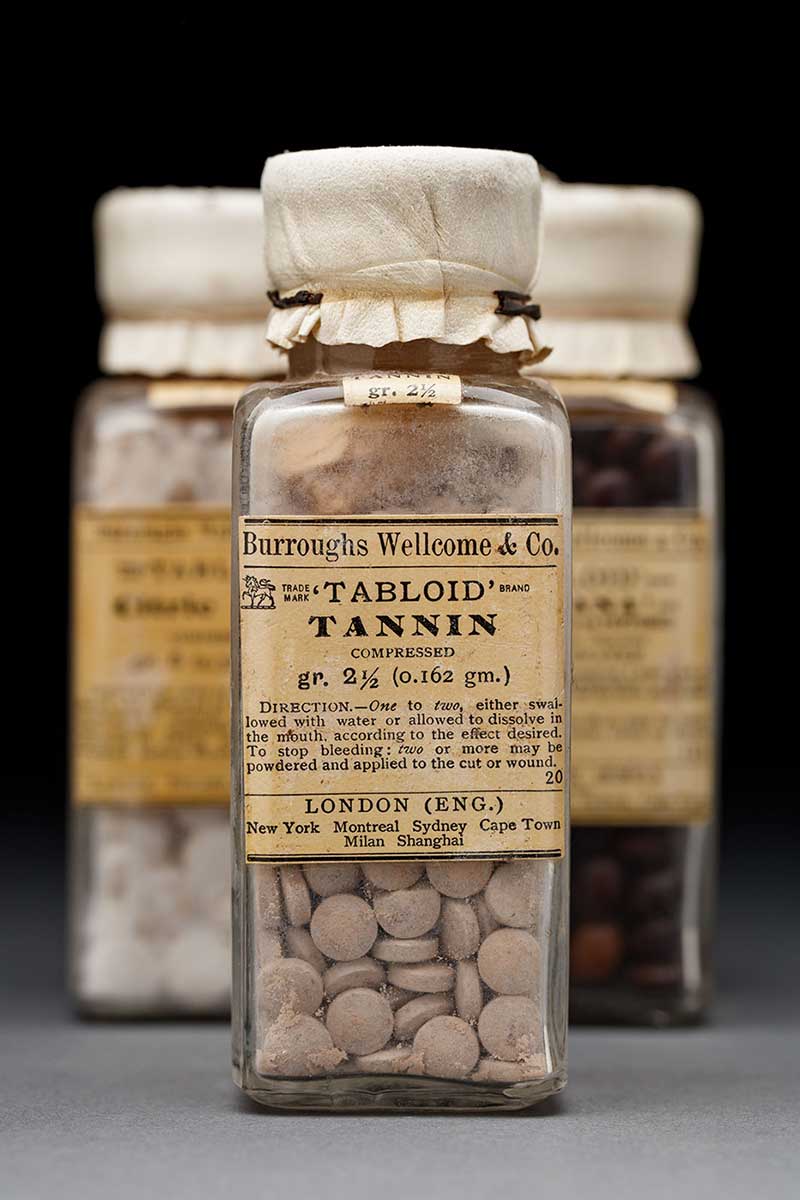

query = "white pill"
[162,926,229,1011]
[477,996,542,1061]
[130,865,183,940]
[182,824,230,909]
[472,1055,547,1082]
[280,866,312,927]
[362,862,425,891]
[371,937,438,963]
[286,927,327,974]
[454,960,484,1023]
[326,988,394,1056]
[258,957,324,1025]
[426,860,495,898]
[374,885,441,938]
[257,1013,344,1076]
[394,993,454,1040]
[310,894,377,961]
[485,862,538,928]
[254,866,283,930]
[387,963,455,993]
[80,931,163,1006]
[413,1015,480,1078]
[439,899,481,959]
[478,928,540,995]
[303,863,361,897]
[324,958,385,998]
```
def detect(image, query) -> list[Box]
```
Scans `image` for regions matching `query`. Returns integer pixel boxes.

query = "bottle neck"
[287,340,523,379]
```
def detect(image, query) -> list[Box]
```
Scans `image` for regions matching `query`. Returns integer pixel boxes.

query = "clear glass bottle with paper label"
[533,182,722,1025]
[232,148,571,1111]
[70,189,285,1016]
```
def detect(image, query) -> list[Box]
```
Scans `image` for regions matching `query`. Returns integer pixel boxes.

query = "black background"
[5,27,795,877]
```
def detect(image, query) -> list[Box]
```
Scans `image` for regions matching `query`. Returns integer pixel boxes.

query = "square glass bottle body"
[232,343,572,1110]
[70,378,237,1016]
[566,382,722,1025]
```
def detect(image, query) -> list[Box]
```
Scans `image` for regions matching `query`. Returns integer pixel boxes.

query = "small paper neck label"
[343,373,462,407]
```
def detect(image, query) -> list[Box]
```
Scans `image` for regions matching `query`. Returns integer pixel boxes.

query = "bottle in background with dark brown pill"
[232,148,571,1110]
[533,181,722,1025]
[70,190,285,1016]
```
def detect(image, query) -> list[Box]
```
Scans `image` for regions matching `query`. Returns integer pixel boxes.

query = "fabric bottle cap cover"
[261,147,549,360]
[95,188,285,379]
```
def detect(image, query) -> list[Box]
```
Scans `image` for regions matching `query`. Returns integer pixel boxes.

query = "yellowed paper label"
[343,373,462,406]
[238,515,566,863]
[572,510,714,825]
[147,380,249,409]
[72,506,231,806]
[556,379,678,414]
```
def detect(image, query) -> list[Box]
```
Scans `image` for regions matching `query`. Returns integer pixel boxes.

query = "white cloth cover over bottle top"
[96,188,286,378]
[261,146,549,360]
[533,181,702,379]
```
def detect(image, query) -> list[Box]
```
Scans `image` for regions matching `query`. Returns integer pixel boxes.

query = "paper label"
[343,373,462,406]
[237,515,567,863]
[72,506,231,806]
[555,379,678,414]
[572,510,714,825]
[147,380,249,409]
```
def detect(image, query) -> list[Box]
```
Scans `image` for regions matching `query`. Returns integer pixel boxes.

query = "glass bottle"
[232,147,571,1111]
[534,181,722,1024]
[70,188,285,1016]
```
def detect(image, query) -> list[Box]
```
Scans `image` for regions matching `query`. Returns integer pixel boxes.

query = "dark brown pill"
[639,434,685,501]
[598,428,648,467]
[627,962,682,989]
[629,868,680,917]
[583,467,640,507]
[572,856,623,920]
[627,919,680,963]
[615,831,674,867]
[570,922,624,984]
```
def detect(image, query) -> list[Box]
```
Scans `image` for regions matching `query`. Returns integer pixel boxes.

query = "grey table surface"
[1,837,798,1200]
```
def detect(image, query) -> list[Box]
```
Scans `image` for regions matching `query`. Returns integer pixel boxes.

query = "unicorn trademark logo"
[241,575,277,610]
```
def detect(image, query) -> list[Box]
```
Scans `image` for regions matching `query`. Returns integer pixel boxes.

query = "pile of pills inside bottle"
[252,859,549,1081]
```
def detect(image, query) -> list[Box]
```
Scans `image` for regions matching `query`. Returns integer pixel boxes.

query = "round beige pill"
[374,885,441,938]
[413,1015,480,1078]
[371,937,438,963]
[258,931,284,965]
[485,862,538,928]
[477,995,541,1061]
[387,962,455,993]
[478,928,540,995]
[353,1045,416,1074]
[472,1055,547,1082]
[303,862,361,898]
[440,899,481,960]
[310,894,377,961]
[254,865,282,929]
[258,958,324,1025]
[257,1013,343,1076]
[362,862,424,891]
[324,957,385,998]
[280,866,312,927]
[326,988,394,1056]
[474,895,500,940]
[454,960,483,1022]
[285,927,327,975]
[427,860,495,899]
[383,985,415,1010]
[394,992,453,1040]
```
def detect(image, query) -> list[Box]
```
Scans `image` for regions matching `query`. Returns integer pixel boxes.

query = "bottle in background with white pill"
[532,181,721,1025]
[70,189,285,1016]
[232,147,571,1110]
